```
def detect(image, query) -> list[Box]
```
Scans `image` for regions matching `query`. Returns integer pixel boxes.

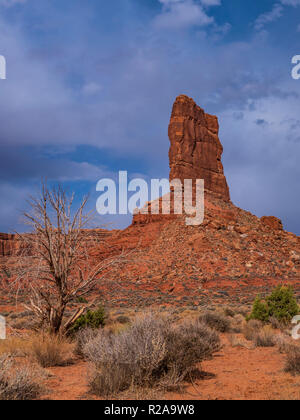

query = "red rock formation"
[169,95,230,202]
[0,233,19,257]
[1,95,300,312]
[261,216,283,231]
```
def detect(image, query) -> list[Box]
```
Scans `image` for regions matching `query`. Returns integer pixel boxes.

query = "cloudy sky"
[0,0,299,233]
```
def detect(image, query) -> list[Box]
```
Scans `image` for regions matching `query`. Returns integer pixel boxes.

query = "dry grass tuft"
[228,334,254,349]
[29,333,74,368]
[0,337,31,357]
[243,319,263,341]
[254,326,276,348]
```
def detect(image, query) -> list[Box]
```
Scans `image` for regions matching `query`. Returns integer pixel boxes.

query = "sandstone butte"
[0,95,299,309]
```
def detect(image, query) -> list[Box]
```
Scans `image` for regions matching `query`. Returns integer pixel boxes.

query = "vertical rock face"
[0,233,18,256]
[169,95,230,202]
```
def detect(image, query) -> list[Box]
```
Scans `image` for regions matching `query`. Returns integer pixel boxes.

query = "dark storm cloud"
[0,0,299,234]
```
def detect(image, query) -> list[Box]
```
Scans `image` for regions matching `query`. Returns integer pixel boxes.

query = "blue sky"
[0,0,299,233]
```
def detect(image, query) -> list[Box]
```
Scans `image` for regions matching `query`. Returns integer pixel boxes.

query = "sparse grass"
[0,336,33,357]
[29,333,74,368]
[254,326,276,348]
[243,319,263,341]
[0,354,45,400]
[199,311,231,333]
[230,314,246,334]
[84,312,221,396]
[228,334,253,349]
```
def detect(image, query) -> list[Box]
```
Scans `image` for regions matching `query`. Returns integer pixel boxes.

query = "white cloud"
[154,0,215,29]
[254,3,284,31]
[254,0,300,31]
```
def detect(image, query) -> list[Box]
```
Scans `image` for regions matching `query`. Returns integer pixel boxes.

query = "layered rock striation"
[169,95,230,202]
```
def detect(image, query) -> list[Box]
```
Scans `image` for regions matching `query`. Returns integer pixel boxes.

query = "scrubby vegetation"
[248,296,269,323]
[83,312,221,396]
[243,319,263,341]
[0,333,74,368]
[248,286,299,324]
[254,326,276,348]
[284,348,300,376]
[0,355,44,400]
[29,334,74,368]
[199,311,231,333]
[69,306,106,335]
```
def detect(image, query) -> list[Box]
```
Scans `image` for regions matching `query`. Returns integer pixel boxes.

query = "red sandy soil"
[43,360,91,401]
[42,335,300,401]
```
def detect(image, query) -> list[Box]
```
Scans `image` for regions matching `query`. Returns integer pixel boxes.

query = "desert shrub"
[85,314,167,395]
[84,313,221,396]
[269,316,285,330]
[284,348,300,375]
[230,314,245,333]
[254,326,276,347]
[199,311,231,333]
[70,306,106,334]
[162,319,221,384]
[267,286,299,323]
[275,334,298,354]
[248,286,299,324]
[0,355,44,400]
[116,315,131,325]
[29,333,74,368]
[247,296,269,322]
[243,319,263,341]
[75,328,98,357]
[224,307,235,318]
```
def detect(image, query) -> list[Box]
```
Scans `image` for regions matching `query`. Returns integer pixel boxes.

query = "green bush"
[70,306,106,334]
[267,286,299,323]
[247,296,269,322]
[248,286,299,324]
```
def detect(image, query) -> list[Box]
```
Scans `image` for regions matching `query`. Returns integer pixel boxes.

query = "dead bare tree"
[11,182,123,334]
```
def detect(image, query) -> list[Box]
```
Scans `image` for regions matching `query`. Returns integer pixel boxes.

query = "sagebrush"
[0,355,44,400]
[199,311,231,333]
[84,312,221,396]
